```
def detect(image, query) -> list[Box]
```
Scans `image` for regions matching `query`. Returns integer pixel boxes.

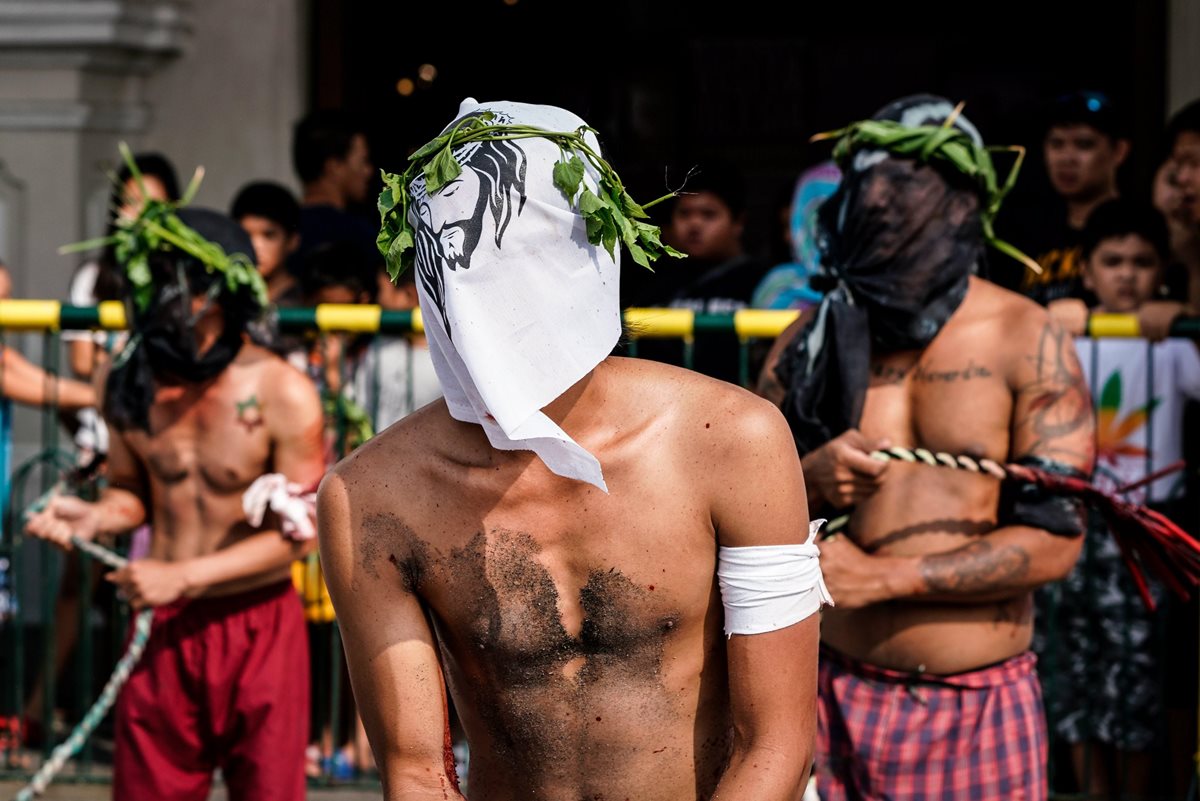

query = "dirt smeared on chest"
[360,521,727,798]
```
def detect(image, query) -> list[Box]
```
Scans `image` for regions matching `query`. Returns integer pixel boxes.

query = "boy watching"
[231,182,302,305]
[1003,91,1130,304]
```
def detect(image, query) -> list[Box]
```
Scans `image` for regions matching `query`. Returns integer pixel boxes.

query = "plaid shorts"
[817,645,1047,801]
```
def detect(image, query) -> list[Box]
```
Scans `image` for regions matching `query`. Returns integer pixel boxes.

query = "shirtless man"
[758,96,1095,801]
[319,99,829,801]
[26,208,324,801]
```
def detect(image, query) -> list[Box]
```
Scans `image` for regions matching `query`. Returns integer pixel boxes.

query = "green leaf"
[386,228,415,280]
[600,214,618,257]
[634,221,663,249]
[409,133,451,162]
[663,244,687,259]
[58,235,116,255]
[584,212,604,243]
[1100,371,1122,410]
[376,225,393,257]
[389,228,413,260]
[424,147,462,194]
[627,242,650,269]
[579,189,603,215]
[620,191,648,219]
[552,156,585,203]
[377,187,395,216]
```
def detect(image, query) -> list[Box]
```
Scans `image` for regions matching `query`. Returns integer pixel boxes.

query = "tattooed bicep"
[1009,319,1095,469]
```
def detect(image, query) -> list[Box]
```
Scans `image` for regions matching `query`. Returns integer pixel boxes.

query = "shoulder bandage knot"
[717,519,834,637]
[243,473,317,541]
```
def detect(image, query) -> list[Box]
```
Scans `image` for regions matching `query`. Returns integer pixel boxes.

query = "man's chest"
[862,348,1012,458]
[402,488,716,670]
[127,386,271,491]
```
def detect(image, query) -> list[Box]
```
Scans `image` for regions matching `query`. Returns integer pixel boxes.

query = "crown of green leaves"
[60,143,269,313]
[812,103,1041,275]
[377,111,685,281]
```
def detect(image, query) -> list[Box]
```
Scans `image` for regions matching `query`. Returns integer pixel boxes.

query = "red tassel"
[1005,463,1200,610]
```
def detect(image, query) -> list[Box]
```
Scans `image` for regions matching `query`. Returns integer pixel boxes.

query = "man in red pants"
[28,206,325,801]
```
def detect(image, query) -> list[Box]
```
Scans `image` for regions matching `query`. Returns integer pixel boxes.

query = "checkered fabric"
[816,645,1047,801]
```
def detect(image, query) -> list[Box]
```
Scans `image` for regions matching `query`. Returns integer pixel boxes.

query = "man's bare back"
[320,357,819,801]
[764,276,1093,674]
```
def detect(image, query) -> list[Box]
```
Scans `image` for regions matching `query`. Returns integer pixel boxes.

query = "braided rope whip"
[867,446,1009,477]
[14,496,154,801]
[826,445,1199,610]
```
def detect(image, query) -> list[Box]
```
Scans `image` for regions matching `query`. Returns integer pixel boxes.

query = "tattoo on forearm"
[1014,323,1093,461]
[235,395,264,433]
[919,541,1031,594]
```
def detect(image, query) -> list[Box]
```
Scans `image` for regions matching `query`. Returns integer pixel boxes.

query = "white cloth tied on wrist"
[243,473,317,541]
[717,518,834,637]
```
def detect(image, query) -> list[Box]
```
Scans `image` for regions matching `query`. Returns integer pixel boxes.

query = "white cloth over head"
[410,98,621,491]
[717,518,834,637]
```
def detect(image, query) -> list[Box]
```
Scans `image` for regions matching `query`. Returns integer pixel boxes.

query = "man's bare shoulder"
[326,399,455,503]
[235,343,312,395]
[969,276,1049,330]
[605,357,791,457]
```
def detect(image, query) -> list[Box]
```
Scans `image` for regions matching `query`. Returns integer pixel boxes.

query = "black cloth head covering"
[777,95,987,454]
[106,208,263,432]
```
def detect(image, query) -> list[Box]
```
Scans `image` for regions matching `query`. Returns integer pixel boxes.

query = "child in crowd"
[1045,198,1200,800]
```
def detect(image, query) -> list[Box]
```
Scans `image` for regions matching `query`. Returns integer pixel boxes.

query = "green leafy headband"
[60,143,269,313]
[377,111,685,281]
[812,104,1041,275]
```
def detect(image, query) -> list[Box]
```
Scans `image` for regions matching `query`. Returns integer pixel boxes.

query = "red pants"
[113,581,309,801]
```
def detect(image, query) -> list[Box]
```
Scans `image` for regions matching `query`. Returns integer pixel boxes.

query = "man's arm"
[707,396,817,800]
[755,312,809,407]
[1,346,96,410]
[820,312,1095,608]
[318,465,463,801]
[26,421,147,549]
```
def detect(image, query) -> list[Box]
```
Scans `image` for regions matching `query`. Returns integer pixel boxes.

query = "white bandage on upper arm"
[717,519,834,637]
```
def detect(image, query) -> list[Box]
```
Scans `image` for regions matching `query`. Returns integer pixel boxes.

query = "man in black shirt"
[999,91,1130,305]
[630,163,767,384]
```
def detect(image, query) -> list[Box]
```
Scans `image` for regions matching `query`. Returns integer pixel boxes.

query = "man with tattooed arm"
[759,96,1095,801]
[26,208,325,801]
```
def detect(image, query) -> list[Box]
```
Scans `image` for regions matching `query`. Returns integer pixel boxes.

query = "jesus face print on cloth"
[411,110,528,338]
[406,99,622,490]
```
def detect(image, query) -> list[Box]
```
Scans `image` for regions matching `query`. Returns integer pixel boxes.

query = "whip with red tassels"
[860,446,1200,610]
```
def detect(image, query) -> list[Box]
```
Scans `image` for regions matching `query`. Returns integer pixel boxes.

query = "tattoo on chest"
[870,359,994,386]
[235,395,264,433]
